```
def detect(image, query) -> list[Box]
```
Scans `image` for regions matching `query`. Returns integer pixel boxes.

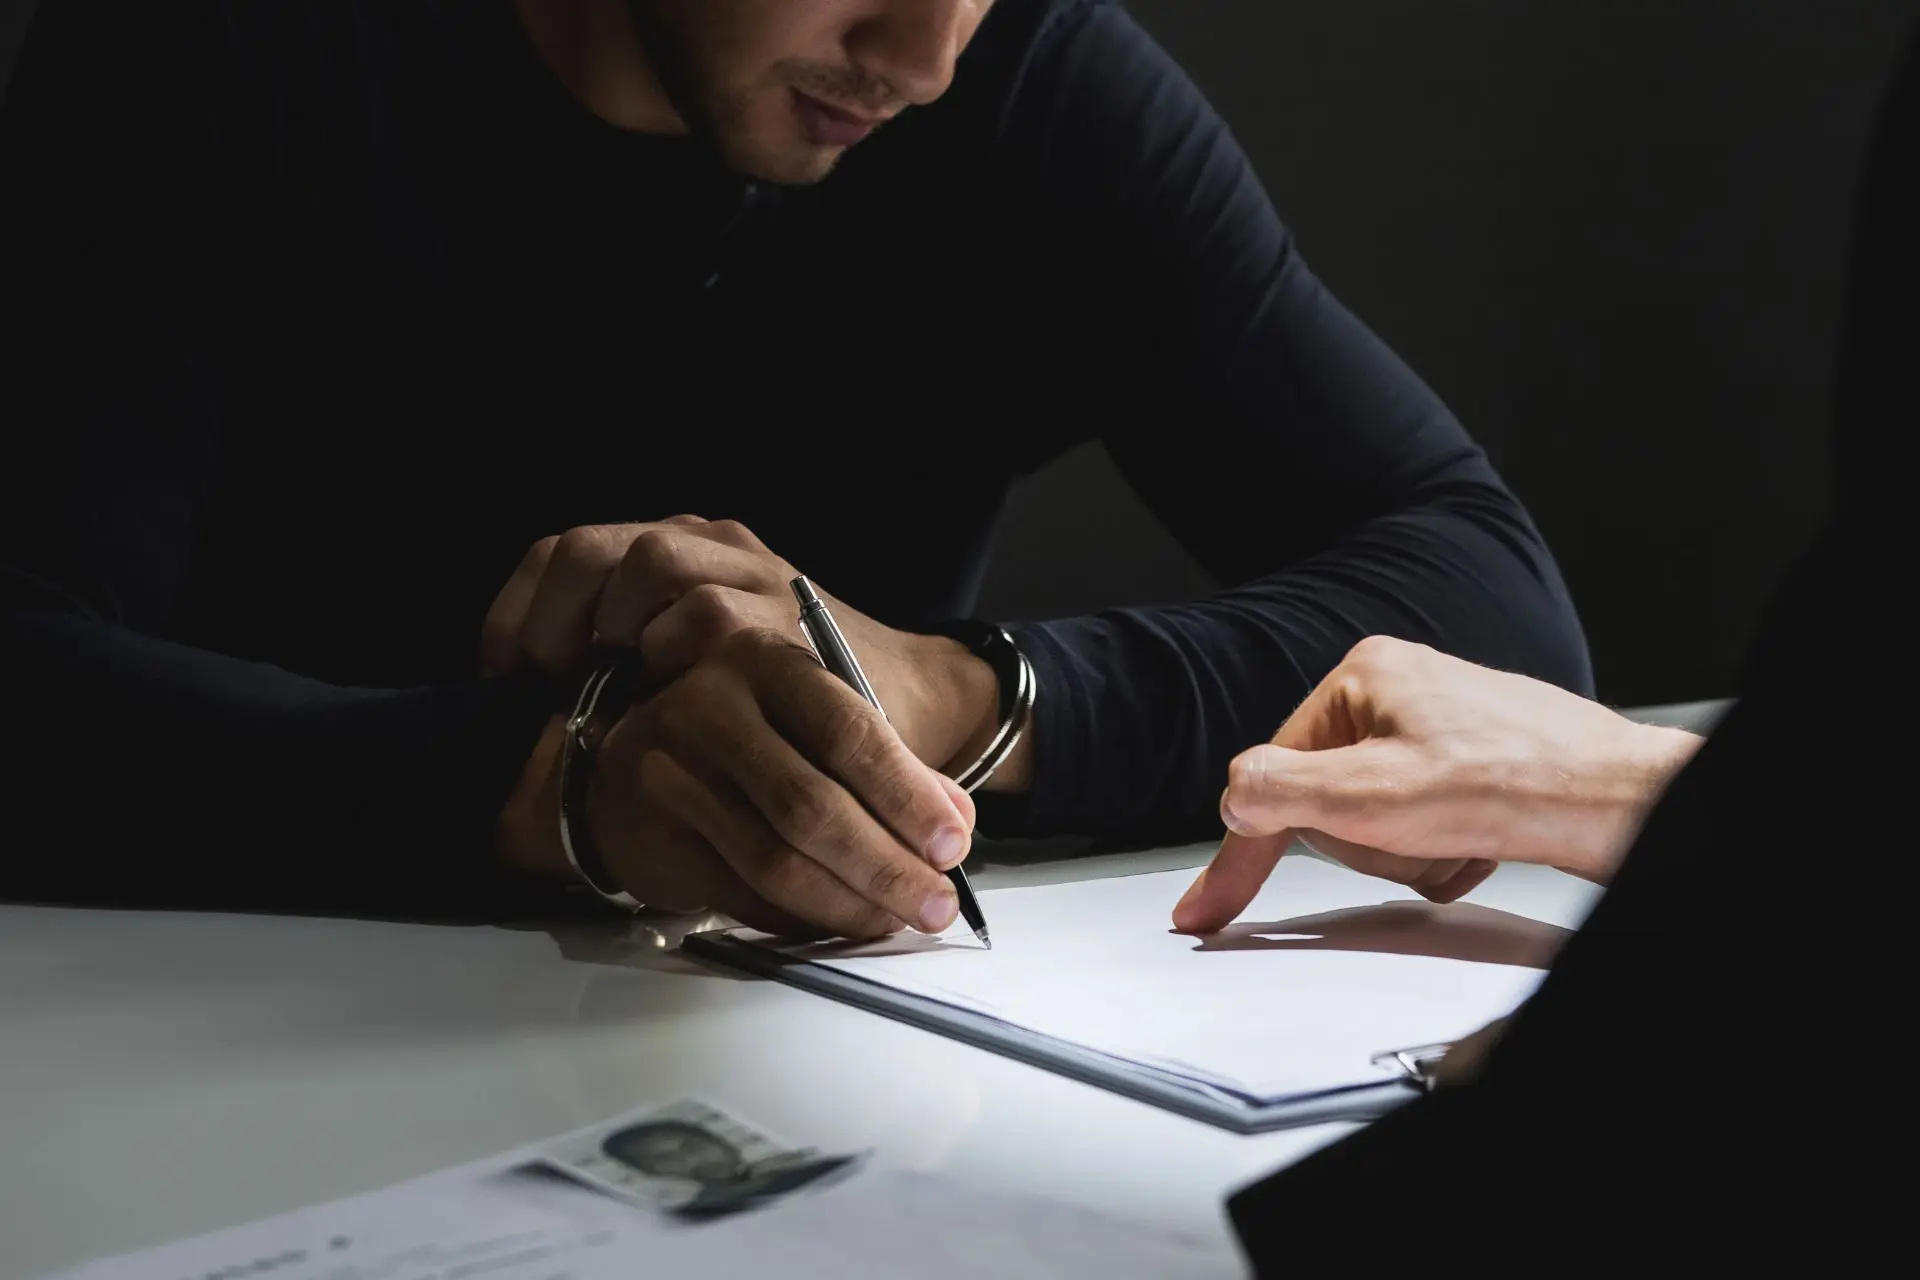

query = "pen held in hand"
[790,576,992,949]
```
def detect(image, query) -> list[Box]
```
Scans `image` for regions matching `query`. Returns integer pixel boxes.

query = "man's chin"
[722,139,845,187]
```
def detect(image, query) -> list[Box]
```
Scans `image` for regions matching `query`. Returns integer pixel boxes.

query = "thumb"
[935,770,978,835]
[1221,739,1414,838]
[1172,827,1289,935]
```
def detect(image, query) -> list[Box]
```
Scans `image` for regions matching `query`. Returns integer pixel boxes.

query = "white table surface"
[0,842,1605,1280]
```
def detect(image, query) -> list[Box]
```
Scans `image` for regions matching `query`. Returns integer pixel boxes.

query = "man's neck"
[511,0,686,134]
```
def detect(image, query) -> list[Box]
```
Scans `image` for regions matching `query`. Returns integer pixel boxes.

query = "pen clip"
[790,576,890,722]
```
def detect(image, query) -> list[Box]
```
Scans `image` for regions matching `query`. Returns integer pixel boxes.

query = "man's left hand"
[479,517,1003,779]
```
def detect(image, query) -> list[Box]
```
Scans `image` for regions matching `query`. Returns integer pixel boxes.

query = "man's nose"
[848,0,981,107]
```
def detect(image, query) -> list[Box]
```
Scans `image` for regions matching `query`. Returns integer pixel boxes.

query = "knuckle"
[705,518,756,548]
[684,582,741,627]
[1227,750,1269,797]
[818,699,881,774]
[867,767,927,829]
[1329,671,1371,713]
[770,775,839,851]
[523,535,560,569]
[862,856,915,907]
[1345,634,1402,671]
[625,529,688,584]
[552,525,611,563]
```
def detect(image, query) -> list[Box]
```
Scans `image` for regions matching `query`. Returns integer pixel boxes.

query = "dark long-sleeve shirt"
[0,0,1589,907]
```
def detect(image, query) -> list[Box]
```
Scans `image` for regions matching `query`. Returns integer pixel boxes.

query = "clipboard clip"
[1372,1042,1455,1093]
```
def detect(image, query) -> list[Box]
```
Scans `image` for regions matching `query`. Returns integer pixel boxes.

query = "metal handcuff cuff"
[555,622,1037,909]
[935,621,1038,794]
[557,657,644,910]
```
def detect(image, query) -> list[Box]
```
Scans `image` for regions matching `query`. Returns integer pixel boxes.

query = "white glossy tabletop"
[0,842,1605,1280]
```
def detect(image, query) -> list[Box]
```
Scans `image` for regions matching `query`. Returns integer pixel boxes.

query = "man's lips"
[791,90,892,147]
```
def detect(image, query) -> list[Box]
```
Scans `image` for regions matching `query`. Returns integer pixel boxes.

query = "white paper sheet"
[37,1108,1241,1280]
[776,856,1577,1102]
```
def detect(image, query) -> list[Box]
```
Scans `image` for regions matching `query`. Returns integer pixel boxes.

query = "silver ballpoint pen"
[790,576,992,948]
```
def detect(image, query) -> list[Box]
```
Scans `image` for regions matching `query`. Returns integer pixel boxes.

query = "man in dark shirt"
[0,0,1588,927]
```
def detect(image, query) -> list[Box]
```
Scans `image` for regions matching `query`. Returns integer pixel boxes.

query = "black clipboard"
[683,928,1451,1135]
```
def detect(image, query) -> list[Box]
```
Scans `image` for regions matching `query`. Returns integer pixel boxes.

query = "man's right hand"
[500,626,976,941]
[1172,637,1702,935]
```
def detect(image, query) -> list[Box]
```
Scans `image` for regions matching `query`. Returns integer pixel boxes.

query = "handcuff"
[556,620,1036,907]
[931,620,1037,793]
[558,657,644,910]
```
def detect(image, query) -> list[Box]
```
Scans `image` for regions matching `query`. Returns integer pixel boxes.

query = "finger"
[516,526,636,675]
[1424,857,1498,904]
[598,530,779,650]
[935,772,978,837]
[638,584,786,677]
[642,823,819,940]
[662,657,963,934]
[1221,739,1424,844]
[593,708,828,934]
[638,748,899,941]
[1171,828,1288,934]
[479,537,557,677]
[1298,831,1496,903]
[600,807,742,917]
[737,633,972,861]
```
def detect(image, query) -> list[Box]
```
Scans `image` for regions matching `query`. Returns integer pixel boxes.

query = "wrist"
[1577,724,1704,882]
[914,633,1001,773]
[918,628,1035,795]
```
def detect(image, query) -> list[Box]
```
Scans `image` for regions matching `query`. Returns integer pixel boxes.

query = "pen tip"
[978,929,992,950]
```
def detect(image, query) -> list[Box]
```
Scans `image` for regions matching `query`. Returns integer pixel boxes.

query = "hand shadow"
[1187,901,1572,970]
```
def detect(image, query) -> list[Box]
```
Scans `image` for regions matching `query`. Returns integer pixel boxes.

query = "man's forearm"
[1,604,559,905]
[1583,723,1704,882]
[990,495,1592,844]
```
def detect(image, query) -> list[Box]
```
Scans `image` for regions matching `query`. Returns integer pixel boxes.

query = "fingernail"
[919,889,958,934]
[1220,789,1252,835]
[925,826,967,869]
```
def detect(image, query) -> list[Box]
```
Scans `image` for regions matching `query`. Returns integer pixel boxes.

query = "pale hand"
[1173,636,1702,934]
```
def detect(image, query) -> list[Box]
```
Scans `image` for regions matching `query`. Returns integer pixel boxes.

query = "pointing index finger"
[1172,828,1290,935]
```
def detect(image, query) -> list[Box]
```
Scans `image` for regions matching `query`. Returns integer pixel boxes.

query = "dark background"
[5,0,1912,705]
